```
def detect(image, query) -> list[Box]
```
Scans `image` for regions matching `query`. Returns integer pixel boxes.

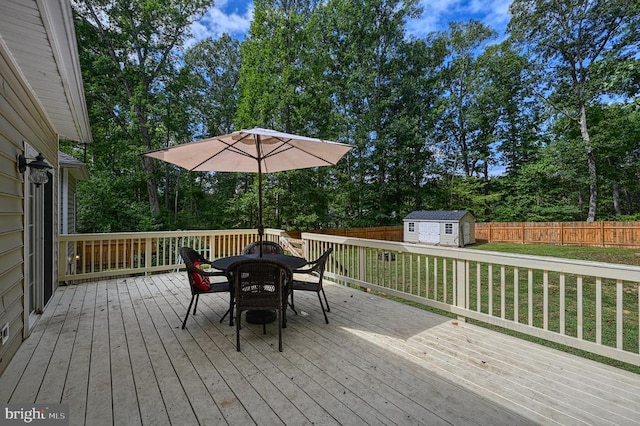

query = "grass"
[342,242,640,374]
[468,241,640,266]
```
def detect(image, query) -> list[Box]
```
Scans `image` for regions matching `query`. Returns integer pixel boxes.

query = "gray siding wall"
[0,41,59,375]
[68,177,77,233]
[61,171,78,276]
[59,169,78,234]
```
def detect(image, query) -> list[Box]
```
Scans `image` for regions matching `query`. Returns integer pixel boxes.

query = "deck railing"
[301,232,640,367]
[58,229,640,366]
[58,229,286,281]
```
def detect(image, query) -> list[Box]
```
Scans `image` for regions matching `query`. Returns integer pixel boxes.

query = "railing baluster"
[560,274,565,335]
[577,276,583,339]
[617,280,623,350]
[528,269,533,326]
[514,267,519,323]
[465,260,470,309]
[501,265,506,319]
[425,256,430,300]
[488,264,493,316]
[417,256,421,298]
[443,258,447,303]
[433,257,438,300]
[476,263,481,312]
[596,278,602,345]
[543,271,549,330]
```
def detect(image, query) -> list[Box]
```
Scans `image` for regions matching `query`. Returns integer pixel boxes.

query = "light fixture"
[18,152,52,187]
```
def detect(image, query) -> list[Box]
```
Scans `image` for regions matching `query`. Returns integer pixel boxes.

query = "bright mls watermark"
[1,404,68,426]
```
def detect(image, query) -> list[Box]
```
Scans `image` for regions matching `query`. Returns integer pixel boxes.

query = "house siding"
[60,167,81,276]
[0,40,59,376]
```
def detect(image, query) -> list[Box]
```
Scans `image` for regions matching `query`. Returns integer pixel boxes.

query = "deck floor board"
[2,272,640,426]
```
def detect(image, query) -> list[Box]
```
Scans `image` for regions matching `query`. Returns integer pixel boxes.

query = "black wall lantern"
[18,152,52,187]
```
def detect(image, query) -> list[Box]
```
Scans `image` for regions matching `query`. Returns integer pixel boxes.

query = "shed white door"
[463,221,471,245]
[418,222,439,243]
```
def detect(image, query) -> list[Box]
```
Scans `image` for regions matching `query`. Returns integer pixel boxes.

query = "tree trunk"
[143,156,161,216]
[581,104,597,222]
[137,104,161,217]
[613,181,621,218]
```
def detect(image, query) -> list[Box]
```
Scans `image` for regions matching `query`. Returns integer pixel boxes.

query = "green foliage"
[508,0,640,221]
[77,171,158,232]
[72,0,640,232]
[74,0,210,219]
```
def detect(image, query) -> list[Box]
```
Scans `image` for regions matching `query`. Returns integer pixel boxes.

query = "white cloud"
[405,0,454,36]
[187,1,254,47]
[406,0,512,38]
[473,0,512,32]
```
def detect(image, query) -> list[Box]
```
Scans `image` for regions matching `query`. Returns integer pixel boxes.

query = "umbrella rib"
[189,135,260,171]
[262,139,336,166]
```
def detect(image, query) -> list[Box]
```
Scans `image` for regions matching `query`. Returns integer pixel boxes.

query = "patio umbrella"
[143,127,353,252]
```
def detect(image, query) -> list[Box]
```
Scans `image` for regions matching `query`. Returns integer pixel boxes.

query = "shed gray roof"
[403,210,471,221]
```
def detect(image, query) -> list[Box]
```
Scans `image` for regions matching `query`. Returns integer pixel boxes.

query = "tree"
[475,41,540,178]
[74,0,209,218]
[434,20,497,179]
[316,0,443,224]
[508,0,640,221]
[184,34,241,137]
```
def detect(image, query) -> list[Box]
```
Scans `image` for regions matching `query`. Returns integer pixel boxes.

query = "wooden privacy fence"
[287,226,403,241]
[476,222,640,248]
[291,222,640,248]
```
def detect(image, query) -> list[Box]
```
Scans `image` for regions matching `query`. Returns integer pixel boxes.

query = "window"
[408,222,415,232]
[445,223,453,234]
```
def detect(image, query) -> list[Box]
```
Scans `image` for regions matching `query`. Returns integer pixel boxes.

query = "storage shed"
[403,210,475,247]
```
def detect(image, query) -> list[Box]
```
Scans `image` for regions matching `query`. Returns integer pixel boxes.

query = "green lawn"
[468,241,640,266]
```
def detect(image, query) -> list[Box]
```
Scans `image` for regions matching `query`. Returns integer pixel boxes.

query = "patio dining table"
[211,253,307,324]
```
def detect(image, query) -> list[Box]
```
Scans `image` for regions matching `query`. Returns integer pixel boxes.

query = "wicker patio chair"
[241,240,284,255]
[180,247,233,329]
[227,258,292,352]
[289,248,333,324]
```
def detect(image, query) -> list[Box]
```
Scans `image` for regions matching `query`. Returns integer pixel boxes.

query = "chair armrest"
[293,261,317,274]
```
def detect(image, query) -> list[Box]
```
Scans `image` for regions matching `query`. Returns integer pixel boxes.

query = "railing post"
[58,240,66,282]
[145,237,152,273]
[455,258,467,321]
[359,246,367,282]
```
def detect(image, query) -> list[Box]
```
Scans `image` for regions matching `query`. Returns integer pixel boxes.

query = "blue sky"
[189,0,512,43]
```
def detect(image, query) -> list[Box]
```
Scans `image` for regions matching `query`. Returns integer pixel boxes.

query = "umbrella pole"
[258,170,264,255]
[257,136,264,257]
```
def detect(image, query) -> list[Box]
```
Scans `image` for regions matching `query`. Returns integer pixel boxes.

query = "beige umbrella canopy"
[143,127,353,247]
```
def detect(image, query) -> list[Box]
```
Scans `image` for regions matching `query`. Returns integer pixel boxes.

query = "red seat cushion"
[191,260,210,291]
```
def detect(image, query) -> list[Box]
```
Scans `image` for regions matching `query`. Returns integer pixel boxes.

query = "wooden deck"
[1,273,640,426]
